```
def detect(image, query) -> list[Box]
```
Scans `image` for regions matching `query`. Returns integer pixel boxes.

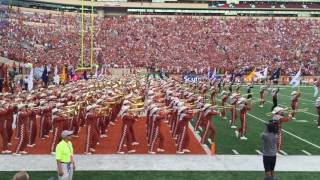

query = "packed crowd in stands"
[0,7,319,76]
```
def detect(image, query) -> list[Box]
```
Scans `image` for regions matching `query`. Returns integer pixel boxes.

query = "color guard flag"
[289,67,301,88]
[244,68,256,82]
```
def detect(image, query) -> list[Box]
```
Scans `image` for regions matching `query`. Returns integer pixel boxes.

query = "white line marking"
[293,120,308,123]
[255,150,262,155]
[232,149,239,155]
[247,113,320,149]
[279,150,288,155]
[302,150,312,156]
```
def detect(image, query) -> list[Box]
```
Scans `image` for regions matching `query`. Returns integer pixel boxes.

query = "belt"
[61,162,71,164]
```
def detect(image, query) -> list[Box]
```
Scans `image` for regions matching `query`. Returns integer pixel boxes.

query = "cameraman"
[261,121,279,180]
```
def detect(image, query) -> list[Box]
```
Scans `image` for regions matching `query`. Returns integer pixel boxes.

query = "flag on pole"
[60,66,66,83]
[53,65,60,84]
[256,67,268,79]
[210,68,217,79]
[27,64,33,91]
[289,67,301,88]
[244,68,256,82]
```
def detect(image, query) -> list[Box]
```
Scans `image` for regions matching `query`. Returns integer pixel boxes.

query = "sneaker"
[73,135,79,138]
[157,148,165,152]
[13,153,21,156]
[183,149,191,153]
[199,127,203,131]
[89,148,96,152]
[85,152,92,155]
[100,134,107,138]
[124,144,127,147]
[20,151,28,154]
[317,126,320,129]
[44,135,49,138]
[259,105,263,108]
[96,142,100,146]
[235,130,239,138]
[128,149,136,153]
[117,151,125,154]
[292,117,296,120]
[132,142,139,146]
[223,117,227,120]
[1,150,12,154]
[176,151,184,154]
[231,125,237,129]
[51,152,56,155]
[240,136,248,140]
[27,144,36,147]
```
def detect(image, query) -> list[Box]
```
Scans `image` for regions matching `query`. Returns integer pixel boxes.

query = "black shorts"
[263,156,276,172]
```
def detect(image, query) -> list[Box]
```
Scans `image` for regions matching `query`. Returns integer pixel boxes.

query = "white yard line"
[302,150,312,156]
[232,149,239,155]
[279,150,288,156]
[248,113,320,149]
[255,150,262,155]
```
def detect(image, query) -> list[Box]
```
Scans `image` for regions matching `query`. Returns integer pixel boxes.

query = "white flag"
[53,65,60,84]
[27,66,33,91]
[256,67,268,79]
[289,67,301,88]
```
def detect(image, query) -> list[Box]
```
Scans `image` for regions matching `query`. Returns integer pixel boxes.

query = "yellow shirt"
[55,140,73,163]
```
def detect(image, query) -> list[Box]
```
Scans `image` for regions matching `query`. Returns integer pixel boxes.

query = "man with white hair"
[315,97,320,128]
[272,106,292,151]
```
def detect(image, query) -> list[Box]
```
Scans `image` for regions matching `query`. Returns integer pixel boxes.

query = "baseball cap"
[61,130,74,138]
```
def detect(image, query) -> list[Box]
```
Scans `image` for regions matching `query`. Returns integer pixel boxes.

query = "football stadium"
[0,0,319,179]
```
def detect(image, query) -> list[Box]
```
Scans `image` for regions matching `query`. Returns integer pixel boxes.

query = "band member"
[117,106,136,154]
[14,105,31,155]
[51,109,67,154]
[315,97,320,128]
[200,104,220,144]
[0,106,11,153]
[194,96,205,132]
[259,85,267,107]
[230,93,239,128]
[149,108,165,154]
[27,104,40,147]
[176,106,194,154]
[85,106,100,154]
[246,83,253,109]
[235,98,249,140]
[220,91,229,119]
[210,86,217,105]
[271,88,280,111]
[40,104,53,139]
[291,91,301,119]
[272,107,292,151]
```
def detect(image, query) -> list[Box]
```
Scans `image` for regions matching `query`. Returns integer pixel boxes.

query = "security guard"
[55,130,76,180]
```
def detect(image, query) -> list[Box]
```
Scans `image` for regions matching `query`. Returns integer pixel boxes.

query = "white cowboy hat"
[291,91,297,96]
[272,106,284,115]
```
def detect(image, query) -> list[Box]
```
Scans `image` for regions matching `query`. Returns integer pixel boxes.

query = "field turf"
[191,85,320,155]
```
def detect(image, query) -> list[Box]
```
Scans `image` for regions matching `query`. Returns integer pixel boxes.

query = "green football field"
[1,171,320,180]
[192,85,320,155]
